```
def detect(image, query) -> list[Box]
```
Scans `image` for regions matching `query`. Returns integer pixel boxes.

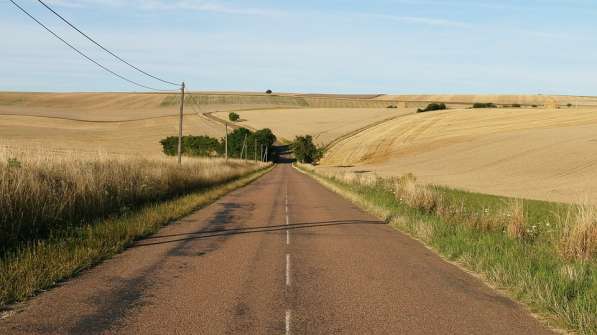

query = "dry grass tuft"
[559,203,597,261]
[394,174,441,213]
[503,199,529,240]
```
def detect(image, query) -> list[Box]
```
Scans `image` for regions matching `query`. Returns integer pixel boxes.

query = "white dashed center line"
[285,180,291,334]
[285,310,291,335]
[286,253,291,287]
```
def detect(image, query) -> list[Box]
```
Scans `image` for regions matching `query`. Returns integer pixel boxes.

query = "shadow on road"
[132,219,384,248]
[273,144,294,164]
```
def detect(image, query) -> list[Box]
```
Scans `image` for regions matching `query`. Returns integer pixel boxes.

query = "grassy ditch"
[296,164,596,335]
[0,148,272,307]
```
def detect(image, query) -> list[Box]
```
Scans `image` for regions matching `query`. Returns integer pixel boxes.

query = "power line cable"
[8,0,176,92]
[36,0,180,87]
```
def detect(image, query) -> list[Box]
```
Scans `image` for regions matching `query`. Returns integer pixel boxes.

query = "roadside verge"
[294,164,595,335]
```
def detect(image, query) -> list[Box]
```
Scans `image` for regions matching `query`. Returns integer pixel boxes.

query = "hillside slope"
[319,107,597,204]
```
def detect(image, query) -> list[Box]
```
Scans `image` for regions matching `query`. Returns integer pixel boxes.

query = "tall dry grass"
[0,146,267,253]
[559,203,597,261]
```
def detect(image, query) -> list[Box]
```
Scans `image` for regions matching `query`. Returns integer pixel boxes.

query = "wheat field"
[214,107,414,145]
[319,107,597,204]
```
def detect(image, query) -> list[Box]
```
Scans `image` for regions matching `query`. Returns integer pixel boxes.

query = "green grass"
[0,166,273,308]
[297,165,596,335]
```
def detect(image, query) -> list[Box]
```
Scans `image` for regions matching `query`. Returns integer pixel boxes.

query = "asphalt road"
[0,164,554,334]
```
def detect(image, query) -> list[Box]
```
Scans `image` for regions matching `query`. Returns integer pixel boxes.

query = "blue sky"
[1,0,596,94]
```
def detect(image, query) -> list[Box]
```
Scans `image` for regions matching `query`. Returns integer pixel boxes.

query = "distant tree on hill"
[228,112,240,122]
[417,103,447,113]
[266,89,273,94]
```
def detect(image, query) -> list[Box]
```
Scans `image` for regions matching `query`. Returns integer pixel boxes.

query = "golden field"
[375,94,597,108]
[3,91,597,204]
[0,92,399,154]
[318,107,597,204]
[214,107,414,145]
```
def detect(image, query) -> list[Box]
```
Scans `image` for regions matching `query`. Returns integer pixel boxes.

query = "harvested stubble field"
[375,94,597,108]
[319,107,597,204]
[0,92,401,154]
[214,107,415,145]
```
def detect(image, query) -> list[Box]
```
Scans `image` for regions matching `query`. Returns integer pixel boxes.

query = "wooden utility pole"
[177,82,185,165]
[224,122,228,160]
[240,134,247,160]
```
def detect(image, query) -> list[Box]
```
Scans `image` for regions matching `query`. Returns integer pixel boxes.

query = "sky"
[1,0,596,94]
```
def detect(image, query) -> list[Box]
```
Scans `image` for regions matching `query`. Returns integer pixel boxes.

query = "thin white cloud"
[45,0,284,16]
[365,13,469,28]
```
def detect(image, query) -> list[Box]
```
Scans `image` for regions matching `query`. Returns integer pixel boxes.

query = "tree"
[253,128,277,161]
[229,112,240,122]
[224,127,277,161]
[266,89,273,94]
[292,135,324,164]
[225,128,251,158]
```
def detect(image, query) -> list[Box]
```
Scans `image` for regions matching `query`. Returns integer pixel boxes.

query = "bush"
[229,112,240,122]
[567,103,573,108]
[292,135,324,164]
[266,89,273,94]
[387,105,398,109]
[512,104,521,108]
[160,136,223,157]
[473,102,497,108]
[417,103,447,113]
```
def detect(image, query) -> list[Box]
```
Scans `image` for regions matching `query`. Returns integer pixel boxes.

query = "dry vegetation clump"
[0,147,267,253]
[393,174,441,214]
[503,199,529,240]
[559,203,597,261]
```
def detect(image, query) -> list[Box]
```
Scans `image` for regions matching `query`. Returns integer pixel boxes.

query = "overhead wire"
[35,0,180,87]
[8,0,177,92]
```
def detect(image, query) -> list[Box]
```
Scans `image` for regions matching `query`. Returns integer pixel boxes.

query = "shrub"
[387,105,398,109]
[160,136,223,157]
[532,105,538,108]
[567,103,573,108]
[512,104,521,108]
[292,135,324,164]
[559,203,597,261]
[417,103,447,113]
[229,112,240,122]
[266,89,273,94]
[473,102,497,108]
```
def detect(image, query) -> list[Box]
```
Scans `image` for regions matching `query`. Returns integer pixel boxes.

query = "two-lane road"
[0,164,554,334]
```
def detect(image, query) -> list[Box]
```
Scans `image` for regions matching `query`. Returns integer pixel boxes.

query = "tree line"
[160,128,276,161]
